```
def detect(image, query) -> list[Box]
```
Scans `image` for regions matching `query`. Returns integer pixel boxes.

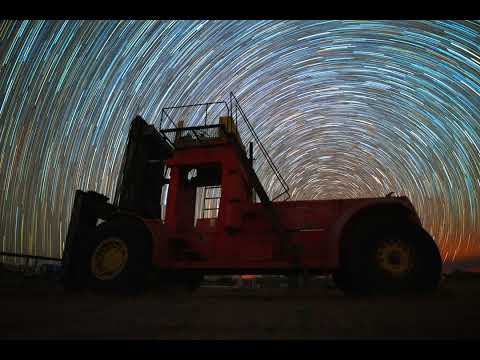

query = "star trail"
[0,20,479,270]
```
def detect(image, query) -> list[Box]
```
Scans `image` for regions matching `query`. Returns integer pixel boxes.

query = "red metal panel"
[274,200,338,230]
[292,230,337,268]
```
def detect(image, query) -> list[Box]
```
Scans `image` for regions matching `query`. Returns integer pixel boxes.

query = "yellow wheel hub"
[376,239,413,276]
[91,237,128,280]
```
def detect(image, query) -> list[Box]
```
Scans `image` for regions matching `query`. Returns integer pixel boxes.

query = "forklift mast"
[113,116,174,218]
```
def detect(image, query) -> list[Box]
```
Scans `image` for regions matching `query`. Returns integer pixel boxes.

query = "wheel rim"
[91,237,128,280]
[375,237,414,277]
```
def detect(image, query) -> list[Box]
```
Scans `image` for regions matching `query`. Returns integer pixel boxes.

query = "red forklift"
[62,93,442,294]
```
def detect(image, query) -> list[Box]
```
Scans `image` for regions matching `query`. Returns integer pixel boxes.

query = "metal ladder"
[202,186,221,219]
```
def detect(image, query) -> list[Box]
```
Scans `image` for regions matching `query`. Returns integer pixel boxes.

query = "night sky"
[0,20,479,271]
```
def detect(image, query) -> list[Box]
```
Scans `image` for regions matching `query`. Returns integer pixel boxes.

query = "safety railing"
[228,93,290,201]
[159,124,227,148]
[159,101,230,129]
[158,93,290,202]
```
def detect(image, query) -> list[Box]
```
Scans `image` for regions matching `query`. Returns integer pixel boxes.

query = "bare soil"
[1,271,479,339]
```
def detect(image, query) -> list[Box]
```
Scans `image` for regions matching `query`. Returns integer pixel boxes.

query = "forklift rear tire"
[86,219,152,294]
[345,223,442,294]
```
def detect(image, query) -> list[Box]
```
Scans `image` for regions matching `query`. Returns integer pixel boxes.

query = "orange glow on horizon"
[240,275,256,279]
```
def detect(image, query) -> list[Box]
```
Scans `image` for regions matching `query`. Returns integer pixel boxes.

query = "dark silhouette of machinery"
[62,93,442,294]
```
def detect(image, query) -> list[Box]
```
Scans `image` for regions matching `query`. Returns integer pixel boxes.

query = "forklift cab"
[163,143,253,237]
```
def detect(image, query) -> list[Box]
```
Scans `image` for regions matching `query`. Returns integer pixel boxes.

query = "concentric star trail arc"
[0,20,479,270]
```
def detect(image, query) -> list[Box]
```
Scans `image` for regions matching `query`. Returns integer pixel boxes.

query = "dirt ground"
[1,271,479,339]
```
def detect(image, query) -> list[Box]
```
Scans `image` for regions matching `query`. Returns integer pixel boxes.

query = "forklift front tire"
[86,219,152,294]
